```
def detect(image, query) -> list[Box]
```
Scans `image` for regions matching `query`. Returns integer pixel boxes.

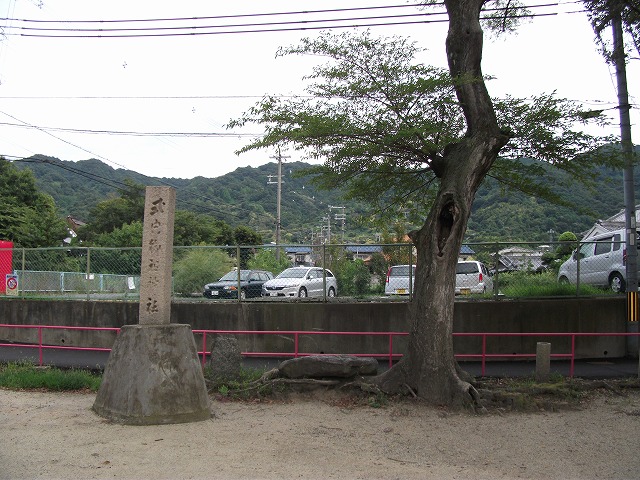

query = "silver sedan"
[261,267,338,298]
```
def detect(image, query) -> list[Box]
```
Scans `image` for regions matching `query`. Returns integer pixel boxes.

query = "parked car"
[203,269,273,300]
[384,264,415,295]
[385,262,492,295]
[261,267,337,298]
[557,228,640,293]
[455,261,492,295]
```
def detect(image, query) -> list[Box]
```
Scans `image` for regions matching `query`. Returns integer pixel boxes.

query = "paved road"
[1,344,637,378]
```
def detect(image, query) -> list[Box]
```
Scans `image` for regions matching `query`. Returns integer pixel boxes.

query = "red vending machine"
[0,240,13,294]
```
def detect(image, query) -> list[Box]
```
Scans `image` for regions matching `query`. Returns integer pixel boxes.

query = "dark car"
[203,269,274,300]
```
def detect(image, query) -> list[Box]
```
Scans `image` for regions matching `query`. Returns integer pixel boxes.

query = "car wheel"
[298,287,308,298]
[240,289,247,300]
[609,273,625,293]
[558,276,570,285]
[328,287,336,297]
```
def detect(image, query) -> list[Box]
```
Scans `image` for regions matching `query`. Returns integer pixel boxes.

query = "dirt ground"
[1,387,640,480]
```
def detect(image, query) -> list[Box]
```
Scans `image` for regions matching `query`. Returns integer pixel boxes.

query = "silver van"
[384,264,415,295]
[385,261,492,296]
[557,229,639,292]
[455,261,493,295]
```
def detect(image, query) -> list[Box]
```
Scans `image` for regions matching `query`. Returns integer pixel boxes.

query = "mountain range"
[13,154,638,244]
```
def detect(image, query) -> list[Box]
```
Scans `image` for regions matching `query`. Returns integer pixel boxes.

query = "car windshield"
[390,266,414,276]
[456,263,479,274]
[276,268,308,279]
[219,271,249,281]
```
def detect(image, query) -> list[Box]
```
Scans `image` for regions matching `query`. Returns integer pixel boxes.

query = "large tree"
[0,158,68,247]
[230,2,615,407]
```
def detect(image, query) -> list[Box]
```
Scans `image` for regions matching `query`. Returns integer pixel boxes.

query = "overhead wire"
[6,154,246,220]
[1,3,439,23]
[0,110,247,218]
[0,3,569,39]
[0,1,615,220]
[0,121,260,137]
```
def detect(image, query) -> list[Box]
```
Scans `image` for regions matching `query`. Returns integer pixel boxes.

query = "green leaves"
[0,158,68,247]
[231,31,617,225]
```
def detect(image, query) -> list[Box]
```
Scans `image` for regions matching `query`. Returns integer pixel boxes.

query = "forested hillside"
[12,154,638,243]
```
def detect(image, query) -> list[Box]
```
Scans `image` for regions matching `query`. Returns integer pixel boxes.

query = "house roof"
[345,245,383,254]
[460,245,475,255]
[284,246,313,254]
[582,204,640,240]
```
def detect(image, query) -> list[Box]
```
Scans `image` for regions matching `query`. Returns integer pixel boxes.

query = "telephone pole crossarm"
[268,148,290,260]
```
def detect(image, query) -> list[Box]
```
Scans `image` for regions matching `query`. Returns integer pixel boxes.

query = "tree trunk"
[375,0,510,406]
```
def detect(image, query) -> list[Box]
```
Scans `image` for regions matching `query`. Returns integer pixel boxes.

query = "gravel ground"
[1,388,640,479]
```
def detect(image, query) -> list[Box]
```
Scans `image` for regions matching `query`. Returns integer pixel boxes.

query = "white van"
[384,261,492,296]
[384,264,415,295]
[557,228,639,292]
[455,261,493,295]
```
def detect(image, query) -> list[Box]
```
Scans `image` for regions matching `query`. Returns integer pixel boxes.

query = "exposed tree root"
[404,383,418,398]
[455,361,475,384]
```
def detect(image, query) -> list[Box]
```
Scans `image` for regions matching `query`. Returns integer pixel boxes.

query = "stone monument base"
[93,324,210,425]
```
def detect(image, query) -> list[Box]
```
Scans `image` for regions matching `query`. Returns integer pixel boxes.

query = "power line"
[0,4,566,39]
[6,12,444,34]
[7,154,246,220]
[1,4,439,24]
[0,121,260,137]
[0,110,249,219]
[0,109,115,165]
[0,95,301,99]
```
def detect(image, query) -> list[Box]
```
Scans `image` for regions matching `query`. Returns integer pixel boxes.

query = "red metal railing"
[0,324,638,378]
[0,324,119,366]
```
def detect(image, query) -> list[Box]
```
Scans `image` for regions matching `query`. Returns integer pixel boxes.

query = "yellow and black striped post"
[627,291,639,322]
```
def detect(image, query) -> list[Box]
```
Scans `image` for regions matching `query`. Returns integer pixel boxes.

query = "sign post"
[5,274,18,297]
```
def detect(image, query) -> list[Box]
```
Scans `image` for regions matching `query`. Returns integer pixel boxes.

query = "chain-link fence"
[0,240,628,302]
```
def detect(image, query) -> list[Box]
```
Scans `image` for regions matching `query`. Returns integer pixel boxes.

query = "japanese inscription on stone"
[138,187,176,325]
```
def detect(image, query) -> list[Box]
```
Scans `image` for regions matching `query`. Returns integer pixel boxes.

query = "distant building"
[284,246,313,266]
[496,246,544,272]
[459,245,475,261]
[582,205,640,240]
[345,245,383,263]
[63,215,86,245]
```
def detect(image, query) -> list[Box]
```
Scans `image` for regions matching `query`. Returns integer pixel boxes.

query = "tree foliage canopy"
[230,31,617,225]
[0,158,67,247]
[583,0,640,58]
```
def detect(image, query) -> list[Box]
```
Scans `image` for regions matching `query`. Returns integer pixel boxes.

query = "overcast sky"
[0,0,637,180]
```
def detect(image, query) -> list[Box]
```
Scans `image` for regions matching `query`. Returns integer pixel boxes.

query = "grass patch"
[0,361,102,392]
[495,271,612,297]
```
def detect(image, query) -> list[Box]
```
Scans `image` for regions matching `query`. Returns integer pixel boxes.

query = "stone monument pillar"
[93,186,210,425]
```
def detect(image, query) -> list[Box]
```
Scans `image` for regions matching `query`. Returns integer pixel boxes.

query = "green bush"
[247,248,291,275]
[335,259,372,296]
[172,248,235,296]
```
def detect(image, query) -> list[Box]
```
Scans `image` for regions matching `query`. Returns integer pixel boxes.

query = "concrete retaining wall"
[0,297,630,359]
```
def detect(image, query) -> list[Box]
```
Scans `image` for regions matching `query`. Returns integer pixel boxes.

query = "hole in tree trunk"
[437,201,457,256]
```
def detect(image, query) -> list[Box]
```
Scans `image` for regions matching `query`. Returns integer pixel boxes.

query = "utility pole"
[612,14,639,375]
[322,216,331,244]
[268,148,289,260]
[329,205,346,243]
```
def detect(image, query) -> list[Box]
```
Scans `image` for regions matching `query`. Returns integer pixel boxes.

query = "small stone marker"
[536,342,551,382]
[138,187,175,325]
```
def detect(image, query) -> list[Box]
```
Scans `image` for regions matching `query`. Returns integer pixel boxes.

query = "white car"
[384,264,415,295]
[262,267,338,298]
[456,261,492,295]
